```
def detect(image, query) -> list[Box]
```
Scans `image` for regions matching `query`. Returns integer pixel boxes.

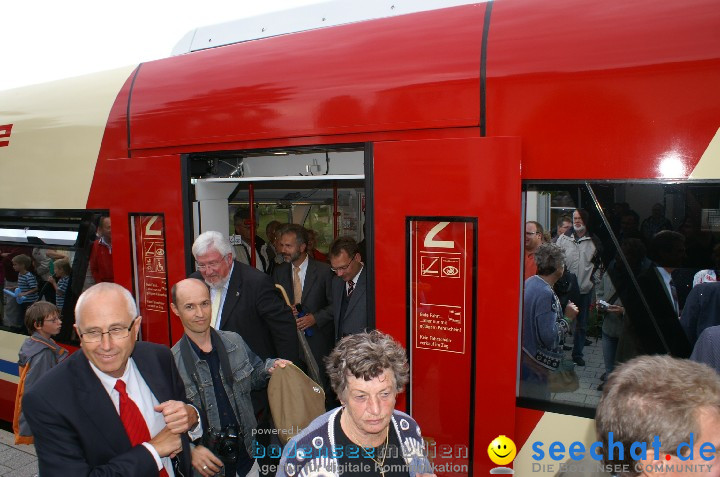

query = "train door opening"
[184,144,369,310]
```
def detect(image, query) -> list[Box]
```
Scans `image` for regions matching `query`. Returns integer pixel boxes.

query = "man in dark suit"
[23,283,199,476]
[272,224,334,384]
[681,282,720,348]
[621,230,692,359]
[190,231,299,365]
[328,236,368,340]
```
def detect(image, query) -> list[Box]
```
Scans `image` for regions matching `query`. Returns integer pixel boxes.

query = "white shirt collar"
[349,265,363,285]
[88,356,135,396]
[294,254,309,273]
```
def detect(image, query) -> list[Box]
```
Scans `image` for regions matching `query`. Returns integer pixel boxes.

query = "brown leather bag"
[268,363,326,445]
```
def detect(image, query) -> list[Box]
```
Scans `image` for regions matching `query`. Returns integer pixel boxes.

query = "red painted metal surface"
[0,379,15,423]
[87,153,188,346]
[373,137,522,475]
[486,0,720,179]
[127,4,485,150]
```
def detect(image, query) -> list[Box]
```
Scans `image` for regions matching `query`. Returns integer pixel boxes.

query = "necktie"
[347,280,355,297]
[293,266,303,305]
[670,279,679,316]
[211,290,221,329]
[114,380,169,477]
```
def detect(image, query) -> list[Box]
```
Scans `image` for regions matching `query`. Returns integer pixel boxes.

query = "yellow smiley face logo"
[488,435,517,466]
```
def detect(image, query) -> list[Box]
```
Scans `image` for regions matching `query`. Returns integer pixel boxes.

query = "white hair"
[192,230,235,259]
[75,283,137,326]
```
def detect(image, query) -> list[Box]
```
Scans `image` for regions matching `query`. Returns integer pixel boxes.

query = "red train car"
[1,0,719,474]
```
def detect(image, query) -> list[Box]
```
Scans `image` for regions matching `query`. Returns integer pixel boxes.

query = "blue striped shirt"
[18,272,39,304]
[56,276,69,310]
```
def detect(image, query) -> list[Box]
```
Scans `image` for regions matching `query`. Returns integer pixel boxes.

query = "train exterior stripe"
[0,360,19,378]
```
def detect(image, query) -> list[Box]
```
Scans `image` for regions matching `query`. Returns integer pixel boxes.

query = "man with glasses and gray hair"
[22,283,201,476]
[189,230,299,365]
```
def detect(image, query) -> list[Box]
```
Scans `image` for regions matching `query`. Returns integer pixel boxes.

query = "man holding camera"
[170,278,289,477]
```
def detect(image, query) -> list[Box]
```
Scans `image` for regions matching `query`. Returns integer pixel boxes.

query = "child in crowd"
[13,301,68,444]
[11,254,39,316]
[48,258,71,312]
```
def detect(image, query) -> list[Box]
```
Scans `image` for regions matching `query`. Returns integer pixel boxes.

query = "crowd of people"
[0,216,113,336]
[8,201,720,476]
[7,212,436,477]
[521,202,720,399]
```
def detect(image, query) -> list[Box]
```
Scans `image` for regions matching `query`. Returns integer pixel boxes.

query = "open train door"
[372,137,522,475]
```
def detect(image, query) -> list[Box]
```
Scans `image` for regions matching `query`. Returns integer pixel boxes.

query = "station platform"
[552,337,605,407]
[0,429,37,476]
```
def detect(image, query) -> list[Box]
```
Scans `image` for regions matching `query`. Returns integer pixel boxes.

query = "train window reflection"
[520,182,720,410]
[1,211,107,344]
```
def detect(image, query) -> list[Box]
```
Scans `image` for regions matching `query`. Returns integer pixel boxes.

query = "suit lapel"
[332,277,343,327]
[133,343,172,404]
[221,261,244,330]
[72,352,131,454]
[302,259,318,303]
[344,269,366,315]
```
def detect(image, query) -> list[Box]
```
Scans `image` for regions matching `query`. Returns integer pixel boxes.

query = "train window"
[0,210,107,345]
[228,185,364,266]
[520,182,720,412]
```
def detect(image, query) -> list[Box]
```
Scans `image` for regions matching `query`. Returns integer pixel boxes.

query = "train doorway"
[184,144,371,317]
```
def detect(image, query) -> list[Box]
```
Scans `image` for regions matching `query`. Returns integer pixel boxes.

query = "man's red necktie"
[114,379,169,477]
[347,279,355,296]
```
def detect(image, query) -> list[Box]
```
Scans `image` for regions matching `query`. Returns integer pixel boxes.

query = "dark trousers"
[572,292,593,359]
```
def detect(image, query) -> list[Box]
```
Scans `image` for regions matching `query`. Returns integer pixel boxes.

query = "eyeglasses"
[196,256,229,271]
[331,255,356,273]
[525,231,540,236]
[79,317,137,343]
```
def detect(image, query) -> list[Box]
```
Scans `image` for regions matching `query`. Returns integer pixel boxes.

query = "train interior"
[186,145,368,263]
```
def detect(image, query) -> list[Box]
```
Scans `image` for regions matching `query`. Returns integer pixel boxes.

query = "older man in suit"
[189,231,299,365]
[272,224,334,384]
[22,283,200,476]
[328,236,368,340]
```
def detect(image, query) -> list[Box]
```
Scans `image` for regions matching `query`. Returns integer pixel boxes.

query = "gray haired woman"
[520,243,579,400]
[277,330,436,477]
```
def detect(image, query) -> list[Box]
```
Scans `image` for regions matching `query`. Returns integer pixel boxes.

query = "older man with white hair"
[189,231,299,365]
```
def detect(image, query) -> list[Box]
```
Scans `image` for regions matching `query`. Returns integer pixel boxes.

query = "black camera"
[204,425,240,463]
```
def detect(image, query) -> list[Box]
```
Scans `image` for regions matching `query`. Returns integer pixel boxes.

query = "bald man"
[23,283,199,476]
[170,279,289,477]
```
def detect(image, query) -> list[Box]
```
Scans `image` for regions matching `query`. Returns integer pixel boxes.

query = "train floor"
[0,430,37,476]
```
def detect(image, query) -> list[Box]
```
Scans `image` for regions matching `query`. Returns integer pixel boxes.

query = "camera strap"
[178,329,239,428]
[179,335,212,435]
